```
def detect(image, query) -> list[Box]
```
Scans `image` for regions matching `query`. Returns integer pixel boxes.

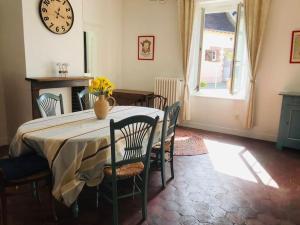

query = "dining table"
[9,106,164,207]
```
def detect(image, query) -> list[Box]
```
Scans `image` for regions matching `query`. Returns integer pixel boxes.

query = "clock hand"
[55,11,59,19]
[59,15,65,19]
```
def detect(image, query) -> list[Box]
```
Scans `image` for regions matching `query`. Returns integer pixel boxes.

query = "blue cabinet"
[277,92,300,150]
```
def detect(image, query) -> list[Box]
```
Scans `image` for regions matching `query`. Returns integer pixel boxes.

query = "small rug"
[174,127,208,156]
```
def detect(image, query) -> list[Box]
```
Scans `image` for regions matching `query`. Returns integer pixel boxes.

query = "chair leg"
[32,181,40,202]
[47,175,58,221]
[170,149,175,179]
[72,200,79,218]
[112,180,118,225]
[132,176,136,199]
[141,172,149,220]
[160,150,166,188]
[141,189,148,220]
[96,185,103,208]
[49,189,58,221]
[170,139,175,179]
[0,192,7,225]
[155,152,160,168]
[96,185,99,208]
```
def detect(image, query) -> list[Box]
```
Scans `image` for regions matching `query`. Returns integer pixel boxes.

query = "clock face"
[39,0,74,34]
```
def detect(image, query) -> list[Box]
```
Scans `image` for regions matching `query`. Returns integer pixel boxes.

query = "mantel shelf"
[26,76,93,82]
[26,76,92,119]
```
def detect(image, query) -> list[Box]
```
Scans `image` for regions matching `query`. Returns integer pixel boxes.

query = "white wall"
[0,0,30,142]
[2,0,298,144]
[21,0,84,114]
[186,0,300,141]
[0,0,124,143]
[122,0,183,91]
[121,0,300,141]
[83,0,123,88]
[22,0,84,77]
[0,73,8,146]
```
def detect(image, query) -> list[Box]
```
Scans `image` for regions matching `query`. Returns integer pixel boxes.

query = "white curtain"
[244,0,271,128]
[178,0,195,121]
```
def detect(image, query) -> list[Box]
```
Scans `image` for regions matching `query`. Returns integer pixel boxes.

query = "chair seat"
[7,170,50,186]
[104,162,144,178]
[152,140,171,152]
[0,153,49,182]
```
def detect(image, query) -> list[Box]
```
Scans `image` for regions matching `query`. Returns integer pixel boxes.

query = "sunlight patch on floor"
[242,151,279,188]
[204,139,279,188]
[175,136,191,142]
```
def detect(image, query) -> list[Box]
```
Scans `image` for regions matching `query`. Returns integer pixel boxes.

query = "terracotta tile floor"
[1,128,300,225]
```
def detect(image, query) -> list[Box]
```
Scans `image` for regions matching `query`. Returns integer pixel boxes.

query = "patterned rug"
[174,127,208,156]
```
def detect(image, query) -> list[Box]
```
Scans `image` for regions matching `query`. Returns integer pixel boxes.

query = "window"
[205,48,220,62]
[192,1,248,99]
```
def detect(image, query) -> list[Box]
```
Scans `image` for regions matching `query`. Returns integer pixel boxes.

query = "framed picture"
[138,36,155,60]
[290,30,300,63]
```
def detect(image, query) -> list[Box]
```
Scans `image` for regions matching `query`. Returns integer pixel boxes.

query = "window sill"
[191,89,246,101]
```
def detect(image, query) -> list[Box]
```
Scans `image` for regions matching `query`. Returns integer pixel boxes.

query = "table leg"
[72,200,79,218]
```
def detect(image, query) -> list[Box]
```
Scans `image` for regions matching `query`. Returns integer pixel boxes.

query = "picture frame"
[138,36,155,60]
[290,30,300,63]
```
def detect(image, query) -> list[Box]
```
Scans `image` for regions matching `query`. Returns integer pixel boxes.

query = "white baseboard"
[182,121,277,142]
[0,136,8,146]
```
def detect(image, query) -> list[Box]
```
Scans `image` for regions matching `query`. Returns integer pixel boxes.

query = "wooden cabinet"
[112,89,153,106]
[277,92,300,150]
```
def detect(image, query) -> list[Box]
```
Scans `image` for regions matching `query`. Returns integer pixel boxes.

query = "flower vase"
[94,94,115,119]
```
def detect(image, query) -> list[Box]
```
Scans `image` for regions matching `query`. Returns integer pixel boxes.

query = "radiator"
[154,77,183,106]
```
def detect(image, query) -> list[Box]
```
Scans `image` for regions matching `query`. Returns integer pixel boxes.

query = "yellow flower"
[91,79,100,89]
[89,76,115,96]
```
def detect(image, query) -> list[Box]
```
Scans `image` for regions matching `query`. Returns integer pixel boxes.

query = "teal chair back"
[77,89,99,111]
[36,93,64,118]
[146,94,167,110]
[161,101,181,142]
[110,115,159,169]
[157,101,181,187]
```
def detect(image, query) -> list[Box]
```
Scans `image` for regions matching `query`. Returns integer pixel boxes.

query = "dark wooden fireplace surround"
[26,77,153,119]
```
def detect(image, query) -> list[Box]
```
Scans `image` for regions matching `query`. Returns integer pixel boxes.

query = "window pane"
[199,11,237,91]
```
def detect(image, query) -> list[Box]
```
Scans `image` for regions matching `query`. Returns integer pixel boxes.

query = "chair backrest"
[110,115,159,173]
[146,94,167,110]
[36,93,64,118]
[160,101,181,148]
[77,89,99,111]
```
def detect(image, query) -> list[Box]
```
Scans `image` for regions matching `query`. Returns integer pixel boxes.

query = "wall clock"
[39,0,74,35]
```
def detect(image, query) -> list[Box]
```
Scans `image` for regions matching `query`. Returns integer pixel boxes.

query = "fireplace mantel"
[26,76,92,119]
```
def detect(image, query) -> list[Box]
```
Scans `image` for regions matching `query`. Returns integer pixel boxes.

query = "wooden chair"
[98,115,159,225]
[146,94,167,110]
[77,89,99,111]
[151,101,180,188]
[0,153,57,225]
[36,93,64,117]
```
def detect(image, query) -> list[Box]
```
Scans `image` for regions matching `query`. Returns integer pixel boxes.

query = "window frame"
[193,0,247,100]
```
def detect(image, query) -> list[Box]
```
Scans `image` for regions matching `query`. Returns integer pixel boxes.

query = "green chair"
[77,89,99,111]
[146,94,167,110]
[98,115,159,225]
[152,101,181,188]
[36,93,64,117]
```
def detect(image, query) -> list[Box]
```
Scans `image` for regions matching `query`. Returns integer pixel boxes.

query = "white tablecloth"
[9,106,163,206]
